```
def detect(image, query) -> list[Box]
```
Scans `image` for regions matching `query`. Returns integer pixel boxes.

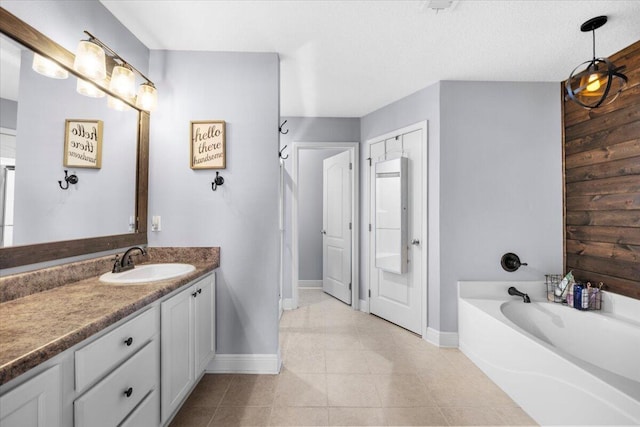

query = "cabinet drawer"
[75,306,158,392]
[119,389,159,427]
[74,340,158,427]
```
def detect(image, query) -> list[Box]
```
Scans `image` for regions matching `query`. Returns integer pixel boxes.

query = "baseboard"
[282,298,295,310]
[425,327,459,348]
[206,353,281,374]
[298,280,322,288]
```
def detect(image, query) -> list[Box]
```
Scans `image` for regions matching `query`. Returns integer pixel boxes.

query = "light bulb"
[109,65,136,99]
[586,73,601,92]
[32,53,68,79]
[76,78,105,98]
[108,95,130,111]
[135,83,158,112]
[73,40,107,81]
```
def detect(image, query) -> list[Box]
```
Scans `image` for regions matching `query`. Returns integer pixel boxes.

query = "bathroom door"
[322,150,352,304]
[369,128,424,334]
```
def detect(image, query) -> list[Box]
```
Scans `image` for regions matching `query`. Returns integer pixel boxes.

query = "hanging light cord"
[83,30,155,88]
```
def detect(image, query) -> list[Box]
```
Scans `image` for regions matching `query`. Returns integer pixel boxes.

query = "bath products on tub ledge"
[556,271,574,298]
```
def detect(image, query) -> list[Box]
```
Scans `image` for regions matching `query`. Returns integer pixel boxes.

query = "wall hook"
[58,170,78,190]
[211,171,224,191]
[279,120,289,135]
[279,144,289,160]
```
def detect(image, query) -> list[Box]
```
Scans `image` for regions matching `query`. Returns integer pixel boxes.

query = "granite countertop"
[0,247,219,386]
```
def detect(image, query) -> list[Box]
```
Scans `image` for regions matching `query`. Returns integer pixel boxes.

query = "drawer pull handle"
[192,291,198,298]
[197,288,202,294]
[124,337,134,346]
[124,387,133,398]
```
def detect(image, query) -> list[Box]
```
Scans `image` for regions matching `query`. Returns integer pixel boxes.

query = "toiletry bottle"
[567,282,574,307]
[573,284,583,310]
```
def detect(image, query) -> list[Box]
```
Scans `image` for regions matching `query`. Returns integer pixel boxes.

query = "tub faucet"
[508,286,531,303]
[112,246,147,273]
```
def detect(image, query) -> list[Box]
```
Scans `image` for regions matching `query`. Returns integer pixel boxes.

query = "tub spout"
[508,286,531,303]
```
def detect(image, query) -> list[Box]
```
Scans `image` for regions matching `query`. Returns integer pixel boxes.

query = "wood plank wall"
[563,40,640,299]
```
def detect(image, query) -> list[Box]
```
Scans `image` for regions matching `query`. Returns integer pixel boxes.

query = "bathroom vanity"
[0,247,219,427]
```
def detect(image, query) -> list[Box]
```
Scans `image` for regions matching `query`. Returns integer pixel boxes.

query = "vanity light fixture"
[32,53,68,79]
[73,31,158,112]
[565,16,627,109]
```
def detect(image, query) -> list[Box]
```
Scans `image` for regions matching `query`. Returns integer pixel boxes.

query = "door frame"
[364,121,428,338]
[291,141,359,310]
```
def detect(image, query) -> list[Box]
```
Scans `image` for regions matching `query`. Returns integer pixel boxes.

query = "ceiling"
[100,1,640,118]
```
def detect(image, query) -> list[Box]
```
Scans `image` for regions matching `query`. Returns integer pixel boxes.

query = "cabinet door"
[160,286,195,423]
[194,274,216,374]
[0,365,60,427]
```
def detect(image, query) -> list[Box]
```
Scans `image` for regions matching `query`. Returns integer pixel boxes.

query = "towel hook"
[279,119,289,135]
[211,171,224,191]
[279,144,289,160]
[58,170,78,190]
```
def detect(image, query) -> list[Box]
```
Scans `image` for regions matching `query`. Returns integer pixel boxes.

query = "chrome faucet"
[112,246,147,273]
[508,286,531,303]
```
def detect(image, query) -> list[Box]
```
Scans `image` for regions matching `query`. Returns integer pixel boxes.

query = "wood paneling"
[563,40,640,299]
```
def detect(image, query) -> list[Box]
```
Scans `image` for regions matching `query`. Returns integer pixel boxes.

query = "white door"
[322,150,352,304]
[369,129,424,334]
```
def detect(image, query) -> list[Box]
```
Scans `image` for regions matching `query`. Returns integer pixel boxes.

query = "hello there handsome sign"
[64,119,103,169]
[190,120,226,169]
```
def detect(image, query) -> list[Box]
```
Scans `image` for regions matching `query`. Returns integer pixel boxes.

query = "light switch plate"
[152,215,161,231]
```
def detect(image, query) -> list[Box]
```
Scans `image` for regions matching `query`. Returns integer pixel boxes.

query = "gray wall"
[438,81,563,332]
[279,117,360,299]
[298,148,345,281]
[147,50,280,355]
[0,98,17,130]
[361,82,442,323]
[361,81,562,334]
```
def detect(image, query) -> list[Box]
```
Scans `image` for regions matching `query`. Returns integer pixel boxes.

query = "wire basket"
[546,274,602,310]
[545,274,565,303]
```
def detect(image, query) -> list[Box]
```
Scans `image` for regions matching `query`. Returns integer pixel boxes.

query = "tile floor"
[170,289,537,426]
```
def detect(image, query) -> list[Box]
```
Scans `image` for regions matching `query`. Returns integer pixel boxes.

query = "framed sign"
[190,120,226,169]
[64,119,103,168]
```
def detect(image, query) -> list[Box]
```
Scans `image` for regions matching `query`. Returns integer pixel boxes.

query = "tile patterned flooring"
[170,289,537,426]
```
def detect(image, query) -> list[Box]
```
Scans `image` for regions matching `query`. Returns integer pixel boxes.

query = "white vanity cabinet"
[73,307,160,427]
[0,365,61,427]
[161,273,215,424]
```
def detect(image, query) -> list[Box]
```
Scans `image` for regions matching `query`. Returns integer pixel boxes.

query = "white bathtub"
[458,281,640,426]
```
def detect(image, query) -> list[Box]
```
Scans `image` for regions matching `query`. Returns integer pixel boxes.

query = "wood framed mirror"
[0,7,148,269]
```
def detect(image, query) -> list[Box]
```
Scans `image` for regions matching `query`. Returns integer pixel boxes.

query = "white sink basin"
[99,263,196,284]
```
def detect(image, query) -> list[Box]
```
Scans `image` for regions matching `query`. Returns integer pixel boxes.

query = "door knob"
[321,230,326,235]
[411,239,420,245]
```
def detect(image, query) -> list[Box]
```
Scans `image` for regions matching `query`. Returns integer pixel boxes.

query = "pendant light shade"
[565,16,627,109]
[32,53,68,79]
[135,83,158,112]
[109,65,136,100]
[76,78,105,98]
[73,40,107,81]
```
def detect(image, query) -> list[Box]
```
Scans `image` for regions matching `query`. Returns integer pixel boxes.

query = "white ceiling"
[101,0,640,117]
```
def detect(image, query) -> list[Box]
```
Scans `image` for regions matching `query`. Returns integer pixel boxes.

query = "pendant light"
[565,16,627,109]
[32,53,68,79]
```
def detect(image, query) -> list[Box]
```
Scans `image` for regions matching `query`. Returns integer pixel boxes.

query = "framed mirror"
[0,7,149,269]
